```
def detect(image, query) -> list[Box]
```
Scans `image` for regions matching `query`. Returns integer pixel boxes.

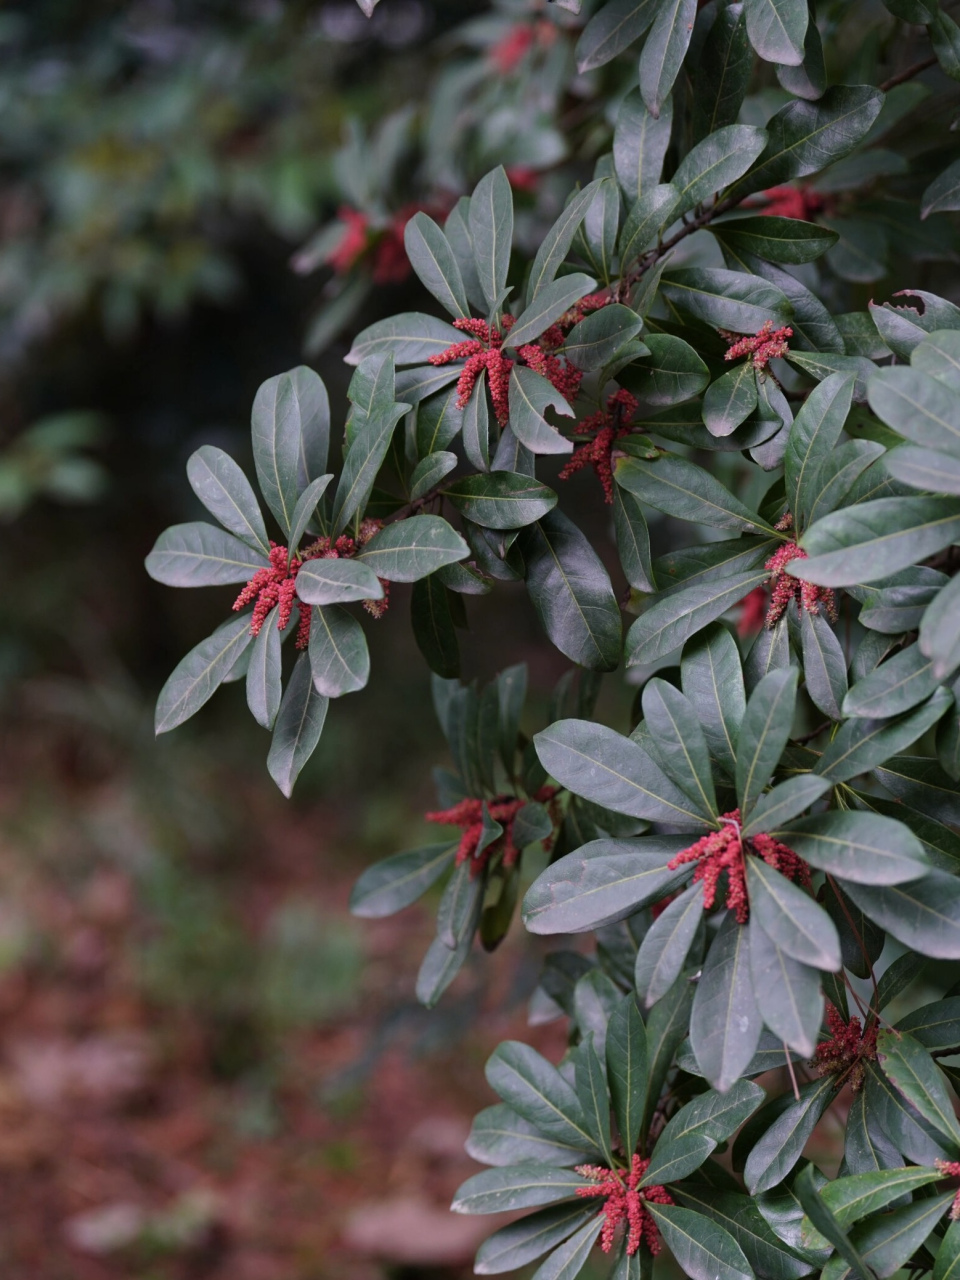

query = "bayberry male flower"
[425,788,557,878]
[765,542,838,628]
[814,1003,878,1093]
[429,318,515,424]
[558,389,640,503]
[667,809,810,924]
[723,321,793,371]
[935,1162,960,1220]
[575,1155,673,1256]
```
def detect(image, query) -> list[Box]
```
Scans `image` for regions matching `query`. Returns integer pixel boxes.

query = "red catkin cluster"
[723,320,793,371]
[813,1003,878,1093]
[233,520,387,649]
[576,1155,673,1256]
[765,542,838,628]
[935,1162,960,1220]
[327,202,447,284]
[667,809,810,925]
[490,19,556,73]
[558,389,639,503]
[757,186,826,221]
[424,788,558,878]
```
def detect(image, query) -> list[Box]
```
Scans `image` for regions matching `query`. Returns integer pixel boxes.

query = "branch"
[879,54,937,92]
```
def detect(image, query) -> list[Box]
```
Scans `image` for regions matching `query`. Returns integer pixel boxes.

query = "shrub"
[146,2,960,1278]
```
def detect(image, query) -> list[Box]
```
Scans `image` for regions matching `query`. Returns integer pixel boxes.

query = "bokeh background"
[0,3,627,1277]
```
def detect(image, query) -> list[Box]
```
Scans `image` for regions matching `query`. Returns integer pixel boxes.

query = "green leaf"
[741,774,831,838]
[800,610,848,721]
[251,367,331,534]
[265,651,329,797]
[145,522,269,587]
[509,274,596,349]
[885,446,960,497]
[868,367,960,460]
[563,305,644,371]
[627,570,768,665]
[605,996,647,1157]
[415,927,474,1008]
[444,196,486,313]
[475,1204,599,1275]
[645,1080,764,1185]
[844,1088,902,1176]
[783,372,855,530]
[295,558,384,606]
[635,882,704,1007]
[639,0,697,118]
[528,1215,604,1280]
[616,454,772,534]
[528,181,604,301]
[736,667,799,821]
[775,811,929,885]
[470,167,513,312]
[286,474,334,555]
[508,366,575,455]
[797,497,960,587]
[155,614,254,734]
[619,185,681,268]
[864,1059,953,1165]
[614,486,655,592]
[818,1167,944,1231]
[715,216,839,265]
[575,0,659,71]
[647,1204,752,1280]
[356,515,468,581]
[620,332,710,405]
[748,919,823,1055]
[332,399,408,536]
[832,1192,954,1280]
[643,976,695,1128]
[642,677,717,819]
[677,1184,816,1280]
[913,331,960,393]
[692,2,752,140]
[730,86,885,199]
[898,998,960,1054]
[535,719,712,827]
[466,1104,593,1169]
[742,0,807,64]
[452,1163,589,1215]
[411,574,460,678]
[660,267,792,332]
[691,913,763,1091]
[815,688,953,781]
[702,363,758,439]
[923,158,960,218]
[403,212,470,318]
[462,371,491,472]
[350,842,456,918]
[681,623,745,779]
[346,313,463,366]
[876,1029,960,1146]
[521,836,691,934]
[793,1164,876,1280]
[518,512,622,671]
[843,646,940,720]
[672,125,768,218]
[245,605,282,730]
[613,88,673,201]
[186,445,271,555]
[485,1041,599,1153]
[844,873,960,960]
[744,1077,834,1193]
[308,604,370,698]
[747,857,841,970]
[445,472,557,531]
[409,451,458,504]
[573,1035,612,1163]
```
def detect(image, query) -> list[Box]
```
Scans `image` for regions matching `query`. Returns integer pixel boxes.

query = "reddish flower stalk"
[765,542,838,628]
[558,389,639,503]
[424,788,557,878]
[723,321,793,371]
[232,520,388,648]
[576,1155,673,1256]
[667,809,810,924]
[936,1162,960,1220]
[814,1003,878,1093]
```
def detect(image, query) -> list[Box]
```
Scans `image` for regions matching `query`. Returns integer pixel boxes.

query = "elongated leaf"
[621,332,710,406]
[265,651,328,796]
[672,125,768,218]
[529,1215,603,1280]
[648,1204,752,1280]
[736,667,799,820]
[876,1029,960,1145]
[563,305,644,371]
[350,842,456,918]
[446,473,557,532]
[187,445,270,555]
[677,1183,815,1280]
[467,1104,593,1169]
[749,919,823,1055]
[251,367,330,533]
[702,363,758,438]
[356,515,468,581]
[245,605,282,730]
[635,882,704,1007]
[453,1163,589,1215]
[744,1077,833,1193]
[470,167,513,312]
[575,0,659,71]
[844,872,960,960]
[509,274,596,349]
[693,2,753,140]
[614,486,655,592]
[155,614,254,734]
[522,836,691,934]
[639,0,697,118]
[680,623,745,778]
[619,184,681,267]
[800,610,847,721]
[868,366,960,460]
[308,604,370,697]
[146,522,269,587]
[819,1167,944,1231]
[743,0,807,64]
[843,646,940,720]
[332,404,408,536]
[287,474,334,555]
[573,1036,612,1163]
[793,1164,876,1280]
[404,212,470,318]
[518,512,622,671]
[616,454,771,534]
[485,1041,598,1153]
[614,89,673,201]
[642,678,717,819]
[775,811,929,885]
[660,268,792,332]
[528,181,604,301]
[747,857,841,970]
[716,215,839,265]
[627,570,768,664]
[346,312,463,366]
[691,913,764,1091]
[476,1204,599,1275]
[885,445,960,497]
[605,997,647,1158]
[784,373,855,529]
[797,497,960,587]
[816,688,953,781]
[509,366,575,455]
[296,558,384,605]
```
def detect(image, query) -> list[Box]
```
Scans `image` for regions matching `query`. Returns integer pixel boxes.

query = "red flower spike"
[757,186,826,221]
[936,1162,960,1220]
[667,809,810,924]
[723,321,793,371]
[737,586,768,638]
[425,787,558,878]
[814,1003,878,1093]
[576,1155,673,1256]
[327,207,370,274]
[764,542,838,628]
[559,389,640,503]
[233,521,389,649]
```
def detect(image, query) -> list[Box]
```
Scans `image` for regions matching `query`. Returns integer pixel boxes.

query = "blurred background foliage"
[0,0,959,1275]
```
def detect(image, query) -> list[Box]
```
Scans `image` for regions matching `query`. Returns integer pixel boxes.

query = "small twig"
[784,1044,801,1101]
[879,54,938,92]
[389,484,444,524]
[795,719,831,745]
